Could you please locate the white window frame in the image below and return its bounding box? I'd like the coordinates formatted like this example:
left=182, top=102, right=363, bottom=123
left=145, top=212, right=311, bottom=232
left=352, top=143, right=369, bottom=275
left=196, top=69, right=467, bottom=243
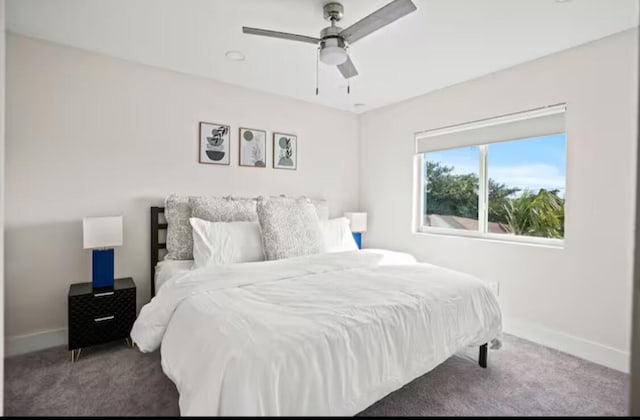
left=413, top=105, right=566, bottom=248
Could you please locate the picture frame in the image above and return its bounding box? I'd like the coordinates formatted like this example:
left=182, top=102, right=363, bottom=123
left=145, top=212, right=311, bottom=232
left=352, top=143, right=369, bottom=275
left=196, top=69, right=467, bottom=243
left=273, top=132, right=297, bottom=170
left=199, top=122, right=231, bottom=165
left=239, top=127, right=267, bottom=168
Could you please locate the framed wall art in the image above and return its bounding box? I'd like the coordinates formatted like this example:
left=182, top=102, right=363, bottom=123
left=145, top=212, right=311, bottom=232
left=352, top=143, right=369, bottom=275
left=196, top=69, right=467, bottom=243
left=273, top=132, right=297, bottom=170
left=239, top=127, right=267, bottom=167
left=199, top=122, right=230, bottom=165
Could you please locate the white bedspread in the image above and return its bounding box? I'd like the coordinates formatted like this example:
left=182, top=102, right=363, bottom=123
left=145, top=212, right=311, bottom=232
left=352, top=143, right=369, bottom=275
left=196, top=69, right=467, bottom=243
left=131, top=250, right=502, bottom=416
left=155, top=259, right=193, bottom=293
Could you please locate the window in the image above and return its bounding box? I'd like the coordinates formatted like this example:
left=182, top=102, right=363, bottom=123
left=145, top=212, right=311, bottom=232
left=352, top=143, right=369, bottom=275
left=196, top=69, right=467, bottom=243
left=424, top=146, right=480, bottom=231
left=416, top=105, right=566, bottom=243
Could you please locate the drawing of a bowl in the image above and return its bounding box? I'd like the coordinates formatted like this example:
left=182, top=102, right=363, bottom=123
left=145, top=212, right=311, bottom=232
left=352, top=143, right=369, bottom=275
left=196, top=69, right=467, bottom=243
left=207, top=136, right=224, bottom=146
left=206, top=144, right=225, bottom=161
left=278, top=157, right=293, bottom=167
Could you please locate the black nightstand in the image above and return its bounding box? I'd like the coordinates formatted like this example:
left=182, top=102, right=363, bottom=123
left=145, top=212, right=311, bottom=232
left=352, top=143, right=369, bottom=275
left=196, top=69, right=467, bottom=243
left=68, top=277, right=136, bottom=362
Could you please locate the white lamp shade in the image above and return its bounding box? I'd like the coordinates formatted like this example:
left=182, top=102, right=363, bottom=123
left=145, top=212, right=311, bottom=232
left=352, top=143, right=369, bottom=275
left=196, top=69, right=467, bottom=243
left=344, top=212, right=367, bottom=232
left=83, top=216, right=123, bottom=249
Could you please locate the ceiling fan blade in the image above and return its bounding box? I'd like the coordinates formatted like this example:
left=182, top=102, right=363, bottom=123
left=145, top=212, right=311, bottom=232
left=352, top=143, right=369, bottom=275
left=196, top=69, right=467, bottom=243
left=242, top=27, right=321, bottom=45
left=339, top=0, right=417, bottom=44
left=337, top=56, right=359, bottom=79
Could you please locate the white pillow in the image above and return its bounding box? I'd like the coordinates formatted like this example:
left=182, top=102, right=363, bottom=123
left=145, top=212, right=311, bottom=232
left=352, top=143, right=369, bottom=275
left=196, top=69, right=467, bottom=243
left=190, top=218, right=265, bottom=269
left=320, top=217, right=359, bottom=253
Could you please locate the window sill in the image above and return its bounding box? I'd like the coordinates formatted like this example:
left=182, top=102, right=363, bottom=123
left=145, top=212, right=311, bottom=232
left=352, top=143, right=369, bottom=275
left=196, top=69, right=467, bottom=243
left=414, top=226, right=565, bottom=249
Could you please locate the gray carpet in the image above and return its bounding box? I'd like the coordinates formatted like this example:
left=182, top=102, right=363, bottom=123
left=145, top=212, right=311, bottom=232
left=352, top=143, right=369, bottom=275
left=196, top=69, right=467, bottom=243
left=4, top=334, right=628, bottom=416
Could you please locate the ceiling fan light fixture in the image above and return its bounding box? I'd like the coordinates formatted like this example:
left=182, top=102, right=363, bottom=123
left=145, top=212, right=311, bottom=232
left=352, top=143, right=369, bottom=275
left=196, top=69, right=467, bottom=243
left=242, top=0, right=418, bottom=80
left=319, top=45, right=348, bottom=65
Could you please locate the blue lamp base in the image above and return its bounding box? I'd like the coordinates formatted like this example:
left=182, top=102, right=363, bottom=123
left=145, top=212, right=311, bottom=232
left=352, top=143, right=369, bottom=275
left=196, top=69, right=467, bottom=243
left=92, top=249, right=115, bottom=289
left=352, top=232, right=362, bottom=249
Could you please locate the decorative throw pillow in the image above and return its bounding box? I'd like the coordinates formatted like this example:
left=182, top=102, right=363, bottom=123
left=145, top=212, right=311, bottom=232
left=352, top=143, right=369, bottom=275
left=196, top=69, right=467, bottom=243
left=269, top=195, right=330, bottom=220
left=190, top=218, right=264, bottom=269
left=257, top=196, right=326, bottom=260
left=319, top=217, right=359, bottom=253
left=165, top=194, right=193, bottom=260
left=190, top=196, right=257, bottom=223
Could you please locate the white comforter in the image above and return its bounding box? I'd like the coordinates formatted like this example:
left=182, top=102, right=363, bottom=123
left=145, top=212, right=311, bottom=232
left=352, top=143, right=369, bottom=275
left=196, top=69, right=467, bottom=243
left=131, top=250, right=502, bottom=416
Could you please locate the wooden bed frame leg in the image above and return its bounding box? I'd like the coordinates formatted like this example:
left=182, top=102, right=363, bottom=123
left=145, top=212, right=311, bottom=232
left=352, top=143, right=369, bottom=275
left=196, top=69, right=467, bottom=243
left=479, top=343, right=488, bottom=368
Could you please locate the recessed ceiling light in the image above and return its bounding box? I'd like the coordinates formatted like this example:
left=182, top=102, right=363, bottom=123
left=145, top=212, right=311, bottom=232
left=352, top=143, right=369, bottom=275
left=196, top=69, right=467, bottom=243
left=225, top=50, right=246, bottom=61
left=555, top=0, right=571, bottom=3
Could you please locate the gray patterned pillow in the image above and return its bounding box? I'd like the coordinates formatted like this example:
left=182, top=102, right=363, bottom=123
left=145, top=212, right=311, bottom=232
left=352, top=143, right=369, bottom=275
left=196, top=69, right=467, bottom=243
left=257, top=196, right=325, bottom=260
left=165, top=194, right=193, bottom=260
left=270, top=195, right=329, bottom=220
left=190, top=196, right=258, bottom=223
left=165, top=195, right=259, bottom=260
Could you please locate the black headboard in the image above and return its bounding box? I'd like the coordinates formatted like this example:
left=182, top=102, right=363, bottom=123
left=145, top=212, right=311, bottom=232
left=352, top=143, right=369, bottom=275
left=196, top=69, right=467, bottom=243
left=150, top=207, right=167, bottom=298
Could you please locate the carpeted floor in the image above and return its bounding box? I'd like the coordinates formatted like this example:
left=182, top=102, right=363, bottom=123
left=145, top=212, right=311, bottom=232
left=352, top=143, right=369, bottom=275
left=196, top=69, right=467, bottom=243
left=4, top=334, right=628, bottom=416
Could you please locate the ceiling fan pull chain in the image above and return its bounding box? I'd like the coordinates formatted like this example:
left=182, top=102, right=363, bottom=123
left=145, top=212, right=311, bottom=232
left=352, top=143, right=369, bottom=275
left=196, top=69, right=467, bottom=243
left=316, top=46, right=320, bottom=95
left=346, top=45, right=351, bottom=94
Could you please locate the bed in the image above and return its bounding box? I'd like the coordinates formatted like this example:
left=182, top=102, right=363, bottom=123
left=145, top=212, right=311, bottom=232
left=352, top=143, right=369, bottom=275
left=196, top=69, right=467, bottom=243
left=132, top=206, right=502, bottom=416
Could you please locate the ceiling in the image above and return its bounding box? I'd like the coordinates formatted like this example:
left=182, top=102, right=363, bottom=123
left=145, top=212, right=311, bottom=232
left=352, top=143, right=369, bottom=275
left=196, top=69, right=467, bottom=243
left=6, top=0, right=639, bottom=113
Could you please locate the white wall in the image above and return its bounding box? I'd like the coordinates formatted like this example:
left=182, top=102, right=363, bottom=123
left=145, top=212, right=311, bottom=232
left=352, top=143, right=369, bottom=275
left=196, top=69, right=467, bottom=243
left=0, top=0, right=6, bottom=412
left=4, top=34, right=359, bottom=347
left=359, top=29, right=638, bottom=372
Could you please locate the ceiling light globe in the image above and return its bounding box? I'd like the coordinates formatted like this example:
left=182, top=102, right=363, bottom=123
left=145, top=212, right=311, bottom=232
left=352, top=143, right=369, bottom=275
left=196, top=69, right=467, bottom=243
left=320, top=46, right=347, bottom=65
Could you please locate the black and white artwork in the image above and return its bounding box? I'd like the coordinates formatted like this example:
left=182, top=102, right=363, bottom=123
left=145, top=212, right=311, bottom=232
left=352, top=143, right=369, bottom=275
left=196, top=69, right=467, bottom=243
left=239, top=128, right=267, bottom=167
left=199, top=122, right=230, bottom=165
left=273, top=132, right=297, bottom=170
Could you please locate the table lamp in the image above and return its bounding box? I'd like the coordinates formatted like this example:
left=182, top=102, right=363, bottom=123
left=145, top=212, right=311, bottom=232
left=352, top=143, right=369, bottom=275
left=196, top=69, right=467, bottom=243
left=83, top=216, right=123, bottom=289
left=344, top=212, right=367, bottom=249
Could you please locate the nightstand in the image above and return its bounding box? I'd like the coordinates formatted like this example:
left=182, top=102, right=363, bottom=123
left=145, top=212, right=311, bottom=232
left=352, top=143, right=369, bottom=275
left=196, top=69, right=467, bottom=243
left=68, top=277, right=136, bottom=362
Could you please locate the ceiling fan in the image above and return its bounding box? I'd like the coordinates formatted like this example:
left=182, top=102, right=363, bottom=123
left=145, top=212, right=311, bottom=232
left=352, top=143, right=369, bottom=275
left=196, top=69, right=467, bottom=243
left=242, top=0, right=417, bottom=91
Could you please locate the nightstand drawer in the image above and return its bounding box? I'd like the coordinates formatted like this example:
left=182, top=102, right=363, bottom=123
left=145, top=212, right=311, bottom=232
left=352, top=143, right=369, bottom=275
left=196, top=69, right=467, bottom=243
left=69, top=288, right=135, bottom=320
left=68, top=313, right=133, bottom=349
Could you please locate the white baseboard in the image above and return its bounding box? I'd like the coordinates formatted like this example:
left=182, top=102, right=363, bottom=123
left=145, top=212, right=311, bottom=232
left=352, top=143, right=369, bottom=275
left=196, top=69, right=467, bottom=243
left=5, top=328, right=67, bottom=357
left=503, top=317, right=630, bottom=373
